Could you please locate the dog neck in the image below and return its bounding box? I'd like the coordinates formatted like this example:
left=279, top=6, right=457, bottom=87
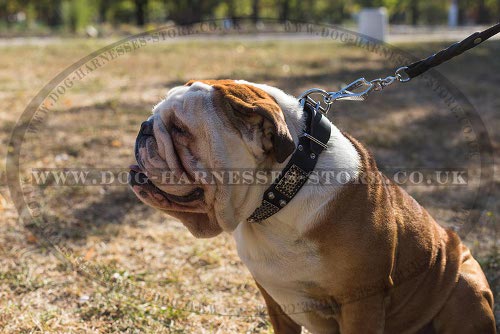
left=233, top=90, right=361, bottom=247
left=267, top=109, right=361, bottom=231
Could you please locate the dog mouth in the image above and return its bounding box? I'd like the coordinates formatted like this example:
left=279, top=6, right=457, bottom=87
left=130, top=118, right=204, bottom=205
left=129, top=164, right=204, bottom=204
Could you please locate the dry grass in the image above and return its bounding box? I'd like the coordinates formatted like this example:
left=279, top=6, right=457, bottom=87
left=0, top=36, right=499, bottom=333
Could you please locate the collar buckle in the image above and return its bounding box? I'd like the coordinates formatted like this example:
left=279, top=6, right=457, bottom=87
left=302, top=133, right=328, bottom=150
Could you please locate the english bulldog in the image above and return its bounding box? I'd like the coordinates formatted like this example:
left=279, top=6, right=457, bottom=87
left=129, top=79, right=496, bottom=333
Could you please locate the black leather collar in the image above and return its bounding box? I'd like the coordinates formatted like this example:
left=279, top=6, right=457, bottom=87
left=247, top=100, right=332, bottom=223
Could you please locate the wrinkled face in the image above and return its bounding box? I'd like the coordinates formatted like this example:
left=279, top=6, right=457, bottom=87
left=129, top=80, right=297, bottom=238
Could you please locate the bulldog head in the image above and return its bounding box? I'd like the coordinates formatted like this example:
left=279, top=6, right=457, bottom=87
left=129, top=80, right=301, bottom=237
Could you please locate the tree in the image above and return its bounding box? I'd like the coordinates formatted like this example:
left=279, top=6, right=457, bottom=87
left=252, top=0, right=259, bottom=23
left=135, top=0, right=148, bottom=26
left=279, top=0, right=289, bottom=22
left=476, top=0, right=490, bottom=23
left=165, top=0, right=220, bottom=25
left=98, top=0, right=109, bottom=23
left=227, top=0, right=236, bottom=20
left=409, top=0, right=419, bottom=25
left=497, top=0, right=500, bottom=17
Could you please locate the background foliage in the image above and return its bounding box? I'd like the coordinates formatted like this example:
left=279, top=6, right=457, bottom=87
left=1, top=0, right=499, bottom=34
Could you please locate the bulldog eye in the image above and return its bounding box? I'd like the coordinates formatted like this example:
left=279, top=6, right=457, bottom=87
left=170, top=122, right=187, bottom=136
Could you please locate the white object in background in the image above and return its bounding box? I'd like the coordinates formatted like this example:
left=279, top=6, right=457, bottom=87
left=358, top=7, right=388, bottom=42
left=448, top=0, right=459, bottom=27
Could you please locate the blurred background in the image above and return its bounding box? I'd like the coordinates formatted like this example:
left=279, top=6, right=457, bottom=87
left=0, top=1, right=498, bottom=333
left=0, top=0, right=499, bottom=36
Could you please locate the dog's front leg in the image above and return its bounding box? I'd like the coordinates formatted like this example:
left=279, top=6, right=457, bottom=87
left=337, top=293, right=386, bottom=334
left=256, top=282, right=302, bottom=334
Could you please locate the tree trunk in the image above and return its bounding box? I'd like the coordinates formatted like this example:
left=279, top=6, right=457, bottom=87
left=457, top=0, right=465, bottom=25
left=476, top=0, right=490, bottom=24
left=228, top=0, right=236, bottom=20
left=135, top=0, right=148, bottom=26
left=252, top=0, right=259, bottom=24
left=0, top=2, right=7, bottom=27
left=163, top=0, right=169, bottom=22
left=410, top=0, right=419, bottom=26
left=280, top=0, right=290, bottom=22
left=99, top=0, right=108, bottom=24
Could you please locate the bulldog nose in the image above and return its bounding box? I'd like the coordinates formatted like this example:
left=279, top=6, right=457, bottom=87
left=140, top=119, right=154, bottom=136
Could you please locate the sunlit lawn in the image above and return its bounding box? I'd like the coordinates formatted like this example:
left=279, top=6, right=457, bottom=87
left=0, top=36, right=498, bottom=332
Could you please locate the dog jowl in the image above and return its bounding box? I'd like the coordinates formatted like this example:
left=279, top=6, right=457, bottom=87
left=129, top=79, right=496, bottom=334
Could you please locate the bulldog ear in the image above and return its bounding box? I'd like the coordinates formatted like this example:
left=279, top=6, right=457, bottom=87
left=210, top=82, right=295, bottom=163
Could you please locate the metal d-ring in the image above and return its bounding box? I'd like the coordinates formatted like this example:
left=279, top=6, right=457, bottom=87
left=298, top=88, right=332, bottom=114
left=297, top=88, right=329, bottom=101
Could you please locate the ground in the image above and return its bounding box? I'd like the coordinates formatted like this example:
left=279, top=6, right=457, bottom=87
left=0, top=36, right=498, bottom=333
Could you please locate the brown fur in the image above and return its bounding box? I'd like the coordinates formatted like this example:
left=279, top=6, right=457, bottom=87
left=186, top=80, right=295, bottom=162
left=133, top=79, right=495, bottom=332
left=256, top=282, right=302, bottom=334
left=259, top=134, right=495, bottom=333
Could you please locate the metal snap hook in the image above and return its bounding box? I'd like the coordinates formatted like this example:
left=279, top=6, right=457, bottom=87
left=395, top=66, right=411, bottom=82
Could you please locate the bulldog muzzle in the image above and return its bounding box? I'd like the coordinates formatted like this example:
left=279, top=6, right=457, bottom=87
left=129, top=118, right=204, bottom=203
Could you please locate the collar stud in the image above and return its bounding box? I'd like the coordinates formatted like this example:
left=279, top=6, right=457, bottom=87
left=247, top=101, right=332, bottom=223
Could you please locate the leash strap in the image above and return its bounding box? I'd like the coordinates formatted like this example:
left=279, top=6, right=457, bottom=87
left=298, top=23, right=500, bottom=112
left=248, top=24, right=499, bottom=223
left=247, top=101, right=331, bottom=223
left=403, top=23, right=500, bottom=79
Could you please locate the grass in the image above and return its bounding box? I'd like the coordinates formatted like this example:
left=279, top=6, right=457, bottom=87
left=0, top=36, right=499, bottom=332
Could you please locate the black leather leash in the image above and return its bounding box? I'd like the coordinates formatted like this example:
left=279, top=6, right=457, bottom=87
left=403, top=23, right=500, bottom=80
left=298, top=23, right=500, bottom=111
left=247, top=100, right=331, bottom=223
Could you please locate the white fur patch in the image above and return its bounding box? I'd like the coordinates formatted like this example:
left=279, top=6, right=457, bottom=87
left=152, top=80, right=361, bottom=332
left=232, top=82, right=361, bottom=332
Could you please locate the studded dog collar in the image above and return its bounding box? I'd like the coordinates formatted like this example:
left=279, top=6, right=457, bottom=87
left=247, top=100, right=332, bottom=223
